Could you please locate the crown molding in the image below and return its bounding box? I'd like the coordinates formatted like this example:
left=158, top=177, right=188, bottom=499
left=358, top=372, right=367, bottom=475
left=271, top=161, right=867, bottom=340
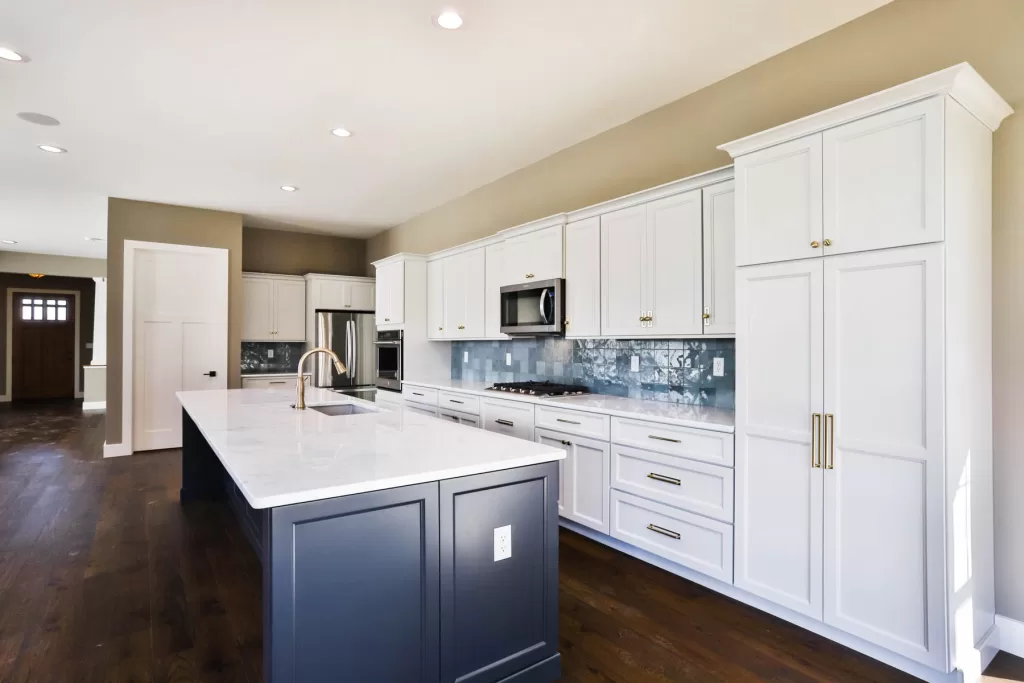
left=370, top=252, right=426, bottom=268
left=496, top=213, right=567, bottom=239
left=566, top=166, right=734, bottom=223
left=302, top=273, right=376, bottom=283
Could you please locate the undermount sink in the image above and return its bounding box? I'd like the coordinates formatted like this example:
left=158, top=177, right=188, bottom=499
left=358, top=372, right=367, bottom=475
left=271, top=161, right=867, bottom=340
left=304, top=403, right=377, bottom=416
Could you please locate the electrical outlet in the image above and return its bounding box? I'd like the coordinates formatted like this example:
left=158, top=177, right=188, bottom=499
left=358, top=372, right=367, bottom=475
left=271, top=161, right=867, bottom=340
left=630, top=355, right=640, bottom=372
left=506, top=352, right=512, bottom=367
left=712, top=357, right=725, bottom=377
left=494, top=525, right=512, bottom=562
left=267, top=349, right=275, bottom=359
left=464, top=351, right=469, bottom=363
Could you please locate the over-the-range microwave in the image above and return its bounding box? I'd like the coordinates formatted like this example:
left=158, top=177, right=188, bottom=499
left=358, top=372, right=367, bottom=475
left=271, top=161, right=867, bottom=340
left=499, top=278, right=564, bottom=336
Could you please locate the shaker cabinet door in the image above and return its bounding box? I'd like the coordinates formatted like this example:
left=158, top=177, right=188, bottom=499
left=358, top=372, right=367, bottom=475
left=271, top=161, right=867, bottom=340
left=242, top=276, right=275, bottom=341
left=702, top=180, right=736, bottom=335
left=273, top=279, right=307, bottom=342
left=646, top=189, right=703, bottom=336
left=564, top=217, right=601, bottom=338
left=600, top=205, right=647, bottom=337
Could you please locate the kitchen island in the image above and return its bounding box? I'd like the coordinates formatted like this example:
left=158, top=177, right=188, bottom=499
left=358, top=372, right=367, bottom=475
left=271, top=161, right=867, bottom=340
left=177, top=387, right=564, bottom=683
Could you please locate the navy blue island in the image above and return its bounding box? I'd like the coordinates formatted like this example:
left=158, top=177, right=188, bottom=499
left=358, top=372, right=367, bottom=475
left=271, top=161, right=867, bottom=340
left=177, top=387, right=564, bottom=683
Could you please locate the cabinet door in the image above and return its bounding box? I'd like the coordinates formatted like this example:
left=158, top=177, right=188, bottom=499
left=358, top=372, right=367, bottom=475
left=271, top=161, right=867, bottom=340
left=484, top=243, right=508, bottom=339
left=734, top=259, right=824, bottom=620
left=242, top=276, right=275, bottom=341
left=374, top=265, right=390, bottom=325
left=822, top=245, right=945, bottom=668
left=481, top=398, right=535, bottom=441
left=462, top=247, right=486, bottom=338
left=600, top=205, right=646, bottom=337
left=273, top=279, right=307, bottom=342
left=564, top=217, right=601, bottom=338
left=504, top=225, right=563, bottom=285
left=823, top=98, right=943, bottom=256
left=735, top=135, right=823, bottom=266
left=565, top=433, right=610, bottom=534
left=535, top=429, right=572, bottom=516
left=443, top=253, right=467, bottom=338
left=318, top=279, right=350, bottom=310
left=349, top=281, right=375, bottom=312
left=646, top=189, right=703, bottom=336
left=427, top=259, right=446, bottom=339
left=702, top=180, right=736, bottom=335
left=386, top=263, right=405, bottom=324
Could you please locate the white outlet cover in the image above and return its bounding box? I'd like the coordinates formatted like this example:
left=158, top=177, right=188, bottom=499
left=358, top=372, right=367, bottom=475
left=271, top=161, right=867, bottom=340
left=494, top=525, right=512, bottom=562
left=630, top=355, right=640, bottom=372
left=464, top=351, right=469, bottom=363
left=506, top=352, right=512, bottom=366
left=267, top=349, right=275, bottom=359
left=713, top=357, right=725, bottom=377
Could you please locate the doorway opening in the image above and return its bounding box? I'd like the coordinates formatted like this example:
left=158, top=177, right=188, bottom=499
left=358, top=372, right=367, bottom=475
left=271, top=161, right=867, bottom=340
left=12, top=293, right=77, bottom=401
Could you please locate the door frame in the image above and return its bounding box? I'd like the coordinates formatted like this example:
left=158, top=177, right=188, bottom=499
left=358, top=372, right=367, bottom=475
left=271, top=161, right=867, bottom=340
left=3, top=287, right=82, bottom=402
left=118, top=240, right=229, bottom=457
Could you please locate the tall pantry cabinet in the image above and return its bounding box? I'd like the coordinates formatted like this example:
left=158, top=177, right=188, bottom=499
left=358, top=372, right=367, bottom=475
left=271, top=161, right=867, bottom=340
left=721, top=64, right=1011, bottom=681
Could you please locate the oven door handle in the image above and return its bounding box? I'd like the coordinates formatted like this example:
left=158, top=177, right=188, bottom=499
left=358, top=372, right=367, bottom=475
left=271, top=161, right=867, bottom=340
left=372, top=341, right=402, bottom=346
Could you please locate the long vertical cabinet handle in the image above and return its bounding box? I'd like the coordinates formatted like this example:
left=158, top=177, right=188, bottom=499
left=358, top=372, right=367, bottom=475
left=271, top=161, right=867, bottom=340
left=811, top=413, right=822, bottom=468
left=824, top=414, right=835, bottom=469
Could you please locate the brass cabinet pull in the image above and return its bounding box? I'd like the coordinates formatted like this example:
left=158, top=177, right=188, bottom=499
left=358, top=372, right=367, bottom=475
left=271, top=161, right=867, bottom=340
left=648, top=434, right=681, bottom=444
left=825, top=414, right=835, bottom=469
left=646, top=523, right=681, bottom=540
left=823, top=238, right=833, bottom=247
left=564, top=319, right=570, bottom=327
left=458, top=325, right=465, bottom=330
left=556, top=418, right=580, bottom=425
left=811, top=413, right=822, bottom=468
left=647, top=472, right=681, bottom=486
left=525, top=273, right=535, bottom=279
left=495, top=419, right=514, bottom=427
left=437, top=327, right=443, bottom=331
left=810, top=241, right=820, bottom=248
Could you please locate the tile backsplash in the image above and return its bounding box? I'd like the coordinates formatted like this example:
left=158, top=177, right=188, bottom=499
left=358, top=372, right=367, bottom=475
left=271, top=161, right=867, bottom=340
left=451, top=338, right=735, bottom=410
left=241, top=342, right=307, bottom=374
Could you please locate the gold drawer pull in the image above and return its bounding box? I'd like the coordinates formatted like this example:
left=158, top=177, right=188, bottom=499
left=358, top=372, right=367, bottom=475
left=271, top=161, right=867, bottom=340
left=648, top=434, right=681, bottom=444
left=458, top=325, right=465, bottom=330
left=825, top=413, right=835, bottom=469
left=811, top=413, right=822, bottom=468
left=647, top=472, right=681, bottom=486
left=646, top=523, right=680, bottom=540
left=525, top=273, right=535, bottom=279
left=556, top=418, right=580, bottom=425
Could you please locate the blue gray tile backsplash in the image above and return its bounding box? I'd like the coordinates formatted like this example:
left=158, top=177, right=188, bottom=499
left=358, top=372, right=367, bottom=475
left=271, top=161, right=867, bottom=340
left=451, top=338, right=735, bottom=410
left=241, top=342, right=307, bottom=374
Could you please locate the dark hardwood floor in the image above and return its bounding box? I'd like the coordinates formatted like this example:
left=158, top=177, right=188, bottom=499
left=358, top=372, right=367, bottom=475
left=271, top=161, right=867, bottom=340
left=1, top=401, right=1021, bottom=683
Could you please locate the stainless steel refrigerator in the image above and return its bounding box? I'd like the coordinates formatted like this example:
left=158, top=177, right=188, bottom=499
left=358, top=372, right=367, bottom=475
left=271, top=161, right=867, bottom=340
left=313, top=311, right=376, bottom=392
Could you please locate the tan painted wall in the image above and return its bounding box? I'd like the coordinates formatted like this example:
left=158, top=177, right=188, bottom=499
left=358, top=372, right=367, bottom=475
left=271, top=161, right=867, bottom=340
left=367, top=0, right=1024, bottom=620
left=106, top=198, right=243, bottom=446
left=242, top=226, right=366, bottom=277
left=0, top=252, right=106, bottom=278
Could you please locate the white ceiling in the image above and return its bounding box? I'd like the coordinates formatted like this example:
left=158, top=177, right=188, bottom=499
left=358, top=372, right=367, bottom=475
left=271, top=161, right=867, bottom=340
left=0, top=0, right=891, bottom=251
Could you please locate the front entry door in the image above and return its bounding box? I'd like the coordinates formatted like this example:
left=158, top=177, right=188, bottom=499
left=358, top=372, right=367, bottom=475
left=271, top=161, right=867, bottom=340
left=12, top=294, right=75, bottom=400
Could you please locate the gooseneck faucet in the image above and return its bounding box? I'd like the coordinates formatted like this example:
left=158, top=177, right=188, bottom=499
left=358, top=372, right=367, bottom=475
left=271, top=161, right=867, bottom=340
left=295, top=347, right=347, bottom=410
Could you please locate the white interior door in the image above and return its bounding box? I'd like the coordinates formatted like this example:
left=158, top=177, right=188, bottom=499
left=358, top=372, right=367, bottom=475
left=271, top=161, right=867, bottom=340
left=564, top=217, right=601, bottom=338
left=822, top=245, right=946, bottom=668
left=734, top=258, right=824, bottom=619
left=600, top=205, right=646, bottom=336
left=133, top=246, right=228, bottom=452
left=702, top=180, right=736, bottom=335
left=646, top=189, right=703, bottom=336
left=241, top=276, right=273, bottom=341
left=273, top=279, right=306, bottom=341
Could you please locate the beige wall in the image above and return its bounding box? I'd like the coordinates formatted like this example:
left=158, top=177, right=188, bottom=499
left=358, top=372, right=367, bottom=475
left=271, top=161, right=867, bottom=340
left=0, top=252, right=106, bottom=278
left=106, top=198, right=243, bottom=446
left=242, top=226, right=366, bottom=277
left=367, top=0, right=1024, bottom=621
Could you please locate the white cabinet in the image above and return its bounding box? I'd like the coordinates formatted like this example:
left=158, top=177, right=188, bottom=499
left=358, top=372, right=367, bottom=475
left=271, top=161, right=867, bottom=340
left=315, top=277, right=375, bottom=311
left=439, top=409, right=480, bottom=428
left=701, top=180, right=736, bottom=335
left=481, top=396, right=535, bottom=441
left=241, top=374, right=308, bottom=391
left=406, top=404, right=439, bottom=419
left=426, top=259, right=445, bottom=339
left=484, top=242, right=507, bottom=339
left=564, top=217, right=601, bottom=338
left=503, top=224, right=563, bottom=285
left=429, top=247, right=486, bottom=340
left=242, top=274, right=306, bottom=342
left=536, top=428, right=610, bottom=534
left=375, top=389, right=404, bottom=410
left=600, top=205, right=646, bottom=337
left=374, top=260, right=405, bottom=326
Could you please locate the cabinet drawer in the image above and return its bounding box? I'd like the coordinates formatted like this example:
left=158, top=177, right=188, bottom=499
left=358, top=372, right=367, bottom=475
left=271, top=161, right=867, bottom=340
left=242, top=376, right=303, bottom=392
left=439, top=409, right=480, bottom=428
left=535, top=404, right=609, bottom=440
left=405, top=404, right=439, bottom=419
left=612, top=445, right=734, bottom=523
left=403, top=385, right=439, bottom=407
left=481, top=397, right=535, bottom=441
left=611, top=417, right=734, bottom=467
left=610, top=489, right=733, bottom=584
left=438, top=391, right=480, bottom=416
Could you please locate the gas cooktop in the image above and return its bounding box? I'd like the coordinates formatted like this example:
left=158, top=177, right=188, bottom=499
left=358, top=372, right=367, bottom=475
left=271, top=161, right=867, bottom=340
left=487, top=381, right=589, bottom=397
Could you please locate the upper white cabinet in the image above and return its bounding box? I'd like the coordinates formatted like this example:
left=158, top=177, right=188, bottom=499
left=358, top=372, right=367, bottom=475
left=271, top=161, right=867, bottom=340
left=484, top=242, right=508, bottom=339
left=564, top=217, right=601, bottom=338
left=242, top=274, right=306, bottom=342
left=374, top=260, right=405, bottom=326
left=427, top=259, right=445, bottom=339
left=427, top=246, right=486, bottom=340
left=503, top=224, right=563, bottom=285
left=702, top=180, right=736, bottom=335
left=304, top=274, right=376, bottom=344
left=600, top=205, right=646, bottom=337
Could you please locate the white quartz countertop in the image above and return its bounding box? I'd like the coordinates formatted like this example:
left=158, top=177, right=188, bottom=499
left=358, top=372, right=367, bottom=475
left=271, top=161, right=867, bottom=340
left=403, top=379, right=735, bottom=434
left=177, top=388, right=564, bottom=509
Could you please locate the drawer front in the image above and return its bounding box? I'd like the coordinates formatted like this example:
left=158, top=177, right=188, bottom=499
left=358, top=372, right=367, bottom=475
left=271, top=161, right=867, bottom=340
left=406, top=404, right=439, bottom=419
left=611, top=417, right=734, bottom=467
left=610, top=490, right=733, bottom=584
left=612, top=445, right=734, bottom=523
left=439, top=410, right=480, bottom=428
left=481, top=397, right=535, bottom=441
left=438, top=391, right=481, bottom=416
left=242, top=376, right=297, bottom=392
left=535, top=404, right=610, bottom=440
left=403, top=385, right=439, bottom=407
left=375, top=390, right=404, bottom=408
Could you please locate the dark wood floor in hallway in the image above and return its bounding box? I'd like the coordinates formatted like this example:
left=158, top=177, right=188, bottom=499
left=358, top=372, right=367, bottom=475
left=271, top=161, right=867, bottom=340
left=1, top=401, right=1021, bottom=683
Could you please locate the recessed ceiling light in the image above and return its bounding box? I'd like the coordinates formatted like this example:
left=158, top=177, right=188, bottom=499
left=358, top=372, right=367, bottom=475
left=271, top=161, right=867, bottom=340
left=0, top=47, right=25, bottom=62
left=331, top=128, right=352, bottom=138
left=18, top=112, right=60, bottom=127
left=38, top=144, right=66, bottom=154
left=1, top=240, right=17, bottom=244
left=436, top=10, right=463, bottom=29
left=280, top=185, right=298, bottom=192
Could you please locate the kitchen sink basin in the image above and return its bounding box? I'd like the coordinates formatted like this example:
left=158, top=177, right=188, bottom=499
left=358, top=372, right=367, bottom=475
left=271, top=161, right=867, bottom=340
left=306, top=403, right=377, bottom=416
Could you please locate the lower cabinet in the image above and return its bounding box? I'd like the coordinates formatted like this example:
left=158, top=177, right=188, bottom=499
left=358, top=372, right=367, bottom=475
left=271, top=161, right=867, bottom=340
left=439, top=409, right=480, bottom=427
left=536, top=428, right=610, bottom=534
left=481, top=396, right=535, bottom=441
left=407, top=404, right=440, bottom=419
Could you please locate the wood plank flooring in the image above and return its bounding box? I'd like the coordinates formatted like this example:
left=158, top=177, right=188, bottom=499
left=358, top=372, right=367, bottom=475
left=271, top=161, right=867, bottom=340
left=1, top=401, right=1021, bottom=683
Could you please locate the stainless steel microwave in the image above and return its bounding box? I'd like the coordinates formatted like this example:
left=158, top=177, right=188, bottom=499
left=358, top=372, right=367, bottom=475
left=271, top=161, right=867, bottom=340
left=499, top=278, right=564, bottom=336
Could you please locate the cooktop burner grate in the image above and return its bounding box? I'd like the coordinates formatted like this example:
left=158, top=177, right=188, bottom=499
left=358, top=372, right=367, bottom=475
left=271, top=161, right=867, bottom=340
left=487, top=381, right=589, bottom=397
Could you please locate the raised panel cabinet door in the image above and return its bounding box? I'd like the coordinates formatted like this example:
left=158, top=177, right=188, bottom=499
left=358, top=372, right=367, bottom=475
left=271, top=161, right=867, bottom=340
left=823, top=98, right=944, bottom=255
left=427, top=259, right=446, bottom=339
left=443, top=253, right=467, bottom=338
left=564, top=217, right=601, bottom=338
left=734, top=259, right=824, bottom=620
left=386, top=262, right=405, bottom=324
left=242, top=276, right=275, bottom=340
left=535, top=429, right=572, bottom=516
left=484, top=243, right=508, bottom=339
left=822, top=245, right=946, bottom=669
left=374, top=264, right=390, bottom=324
left=702, top=180, right=736, bottom=335
left=349, top=280, right=376, bottom=311
left=735, top=134, right=823, bottom=266
left=600, top=205, right=646, bottom=337
left=646, top=189, right=703, bottom=336
left=272, top=279, right=307, bottom=342
left=463, top=247, right=486, bottom=337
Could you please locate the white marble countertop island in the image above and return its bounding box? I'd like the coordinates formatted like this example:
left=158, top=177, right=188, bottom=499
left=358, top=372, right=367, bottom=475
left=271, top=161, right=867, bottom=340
left=177, top=387, right=565, bottom=509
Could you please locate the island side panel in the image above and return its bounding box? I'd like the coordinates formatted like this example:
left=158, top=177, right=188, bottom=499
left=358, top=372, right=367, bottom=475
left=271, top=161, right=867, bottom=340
left=264, top=482, right=441, bottom=683
left=180, top=407, right=227, bottom=502
left=440, top=461, right=561, bottom=683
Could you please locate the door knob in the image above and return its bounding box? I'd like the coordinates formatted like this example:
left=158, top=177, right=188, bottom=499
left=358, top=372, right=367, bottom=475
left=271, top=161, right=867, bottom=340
left=203, top=371, right=217, bottom=377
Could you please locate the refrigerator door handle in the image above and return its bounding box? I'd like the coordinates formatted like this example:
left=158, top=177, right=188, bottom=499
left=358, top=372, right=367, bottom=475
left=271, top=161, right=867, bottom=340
left=347, top=320, right=355, bottom=378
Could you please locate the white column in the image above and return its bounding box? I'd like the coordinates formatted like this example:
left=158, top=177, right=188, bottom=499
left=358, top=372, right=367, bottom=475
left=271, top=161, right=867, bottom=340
left=91, top=276, right=107, bottom=365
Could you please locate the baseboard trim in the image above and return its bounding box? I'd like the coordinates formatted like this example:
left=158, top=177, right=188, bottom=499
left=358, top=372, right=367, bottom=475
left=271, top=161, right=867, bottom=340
left=996, top=615, right=1024, bottom=659
left=103, top=441, right=132, bottom=458
left=82, top=400, right=106, bottom=411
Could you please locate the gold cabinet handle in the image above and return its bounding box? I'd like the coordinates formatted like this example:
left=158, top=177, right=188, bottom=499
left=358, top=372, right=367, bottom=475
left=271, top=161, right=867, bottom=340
left=437, top=327, right=443, bottom=331
left=458, top=324, right=465, bottom=330
left=525, top=273, right=535, bottom=279
left=825, top=414, right=835, bottom=469
left=823, top=238, right=833, bottom=247
left=810, top=241, right=820, bottom=248
left=646, top=523, right=681, bottom=540
left=647, top=472, right=681, bottom=486
left=811, top=413, right=822, bottom=468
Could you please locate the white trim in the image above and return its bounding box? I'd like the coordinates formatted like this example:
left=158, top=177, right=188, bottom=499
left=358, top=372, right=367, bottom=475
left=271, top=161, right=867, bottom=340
left=5, top=287, right=81, bottom=401
left=241, top=271, right=306, bottom=281
left=566, top=166, right=735, bottom=222
left=301, top=273, right=376, bottom=283
left=120, top=239, right=231, bottom=456
left=370, top=253, right=426, bottom=269
left=996, top=615, right=1024, bottom=660
left=427, top=231, right=506, bottom=261
left=495, top=213, right=567, bottom=239
left=719, top=63, right=1013, bottom=158
left=82, top=400, right=106, bottom=411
